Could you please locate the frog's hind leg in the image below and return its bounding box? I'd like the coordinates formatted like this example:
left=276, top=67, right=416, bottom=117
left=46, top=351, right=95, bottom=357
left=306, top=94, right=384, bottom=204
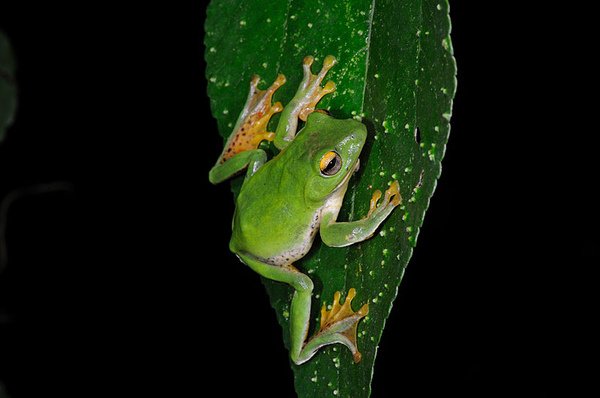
left=237, top=254, right=314, bottom=365
left=218, top=73, right=286, bottom=164
left=238, top=252, right=369, bottom=365
left=298, top=288, right=368, bottom=364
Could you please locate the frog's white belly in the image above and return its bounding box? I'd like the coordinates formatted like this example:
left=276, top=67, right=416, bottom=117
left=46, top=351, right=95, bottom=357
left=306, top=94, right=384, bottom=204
left=263, top=210, right=321, bottom=266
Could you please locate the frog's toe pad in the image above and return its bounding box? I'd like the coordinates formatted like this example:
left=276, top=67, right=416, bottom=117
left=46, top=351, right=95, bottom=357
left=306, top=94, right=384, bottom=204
left=319, top=288, right=369, bottom=363
left=367, top=180, right=402, bottom=218
left=385, top=180, right=402, bottom=206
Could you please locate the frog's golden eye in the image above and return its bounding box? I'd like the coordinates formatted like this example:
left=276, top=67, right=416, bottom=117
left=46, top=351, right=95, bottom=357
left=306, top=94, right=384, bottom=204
left=320, top=151, right=342, bottom=176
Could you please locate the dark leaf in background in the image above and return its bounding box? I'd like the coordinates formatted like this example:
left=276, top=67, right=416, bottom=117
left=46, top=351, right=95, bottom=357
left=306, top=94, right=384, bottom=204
left=0, top=31, right=17, bottom=143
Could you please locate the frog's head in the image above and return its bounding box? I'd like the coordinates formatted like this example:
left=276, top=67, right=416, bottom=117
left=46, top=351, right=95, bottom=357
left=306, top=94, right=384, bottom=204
left=294, top=112, right=367, bottom=202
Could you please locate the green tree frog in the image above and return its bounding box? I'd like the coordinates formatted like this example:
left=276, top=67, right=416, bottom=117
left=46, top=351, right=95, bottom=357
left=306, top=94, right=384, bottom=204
left=209, top=56, right=401, bottom=365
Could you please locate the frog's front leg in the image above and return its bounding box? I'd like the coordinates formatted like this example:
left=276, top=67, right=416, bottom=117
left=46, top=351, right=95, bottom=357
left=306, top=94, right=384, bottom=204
left=209, top=74, right=285, bottom=184
left=274, top=56, right=337, bottom=150
left=320, top=181, right=402, bottom=247
left=208, top=149, right=267, bottom=184
left=238, top=253, right=368, bottom=365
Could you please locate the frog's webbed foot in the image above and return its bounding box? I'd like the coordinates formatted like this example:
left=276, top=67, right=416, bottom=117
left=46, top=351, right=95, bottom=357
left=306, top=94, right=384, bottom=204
left=274, top=55, right=337, bottom=149
left=319, top=288, right=369, bottom=363
left=297, top=55, right=337, bottom=121
left=366, top=180, right=402, bottom=220
left=219, top=73, right=286, bottom=163
left=298, top=288, right=369, bottom=364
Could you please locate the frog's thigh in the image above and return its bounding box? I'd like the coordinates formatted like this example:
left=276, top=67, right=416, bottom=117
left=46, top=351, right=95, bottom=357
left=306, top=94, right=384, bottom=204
left=238, top=253, right=313, bottom=292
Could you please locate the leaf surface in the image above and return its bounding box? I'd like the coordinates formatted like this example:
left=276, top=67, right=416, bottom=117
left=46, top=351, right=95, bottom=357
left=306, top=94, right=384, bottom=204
left=205, top=1, right=456, bottom=396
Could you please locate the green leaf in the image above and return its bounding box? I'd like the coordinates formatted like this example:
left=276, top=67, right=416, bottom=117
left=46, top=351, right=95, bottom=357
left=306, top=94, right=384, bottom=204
left=0, top=31, right=17, bottom=143
left=205, top=0, right=456, bottom=396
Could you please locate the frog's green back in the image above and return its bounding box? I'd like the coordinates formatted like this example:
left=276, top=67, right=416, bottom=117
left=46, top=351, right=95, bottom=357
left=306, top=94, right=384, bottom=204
left=230, top=113, right=366, bottom=263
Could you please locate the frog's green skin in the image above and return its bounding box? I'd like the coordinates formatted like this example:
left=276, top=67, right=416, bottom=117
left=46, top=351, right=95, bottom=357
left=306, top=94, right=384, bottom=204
left=209, top=56, right=401, bottom=365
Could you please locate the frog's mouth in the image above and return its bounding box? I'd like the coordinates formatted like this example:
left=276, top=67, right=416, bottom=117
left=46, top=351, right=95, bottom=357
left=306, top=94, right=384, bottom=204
left=353, top=158, right=360, bottom=173
left=333, top=158, right=360, bottom=193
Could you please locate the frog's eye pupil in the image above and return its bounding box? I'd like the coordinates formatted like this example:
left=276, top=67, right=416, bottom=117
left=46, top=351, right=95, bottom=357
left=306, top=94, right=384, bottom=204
left=320, top=151, right=342, bottom=176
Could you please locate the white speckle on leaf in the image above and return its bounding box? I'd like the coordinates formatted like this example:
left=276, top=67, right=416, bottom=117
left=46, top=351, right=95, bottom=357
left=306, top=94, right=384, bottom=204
left=372, top=297, right=378, bottom=303
left=374, top=73, right=380, bottom=79
left=266, top=18, right=271, bottom=23
left=406, top=226, right=413, bottom=233
left=392, top=173, right=398, bottom=179
left=333, top=390, right=339, bottom=396
left=209, top=47, right=216, bottom=53
left=222, top=109, right=229, bottom=115
left=307, top=22, right=313, bottom=28
left=442, top=37, right=452, bottom=51
left=382, top=248, right=389, bottom=255
left=357, top=30, right=364, bottom=36
left=379, top=171, right=385, bottom=177
left=404, top=123, right=410, bottom=129
left=382, top=120, right=390, bottom=133
left=239, top=20, right=246, bottom=26
left=209, top=76, right=216, bottom=83
left=434, top=125, right=440, bottom=132
left=380, top=260, right=385, bottom=266
left=379, top=230, right=386, bottom=237
left=262, top=62, right=268, bottom=69
left=437, top=3, right=442, bottom=10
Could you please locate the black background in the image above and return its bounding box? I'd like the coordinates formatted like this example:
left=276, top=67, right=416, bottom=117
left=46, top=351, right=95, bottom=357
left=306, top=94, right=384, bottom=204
left=0, top=2, right=598, bottom=397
